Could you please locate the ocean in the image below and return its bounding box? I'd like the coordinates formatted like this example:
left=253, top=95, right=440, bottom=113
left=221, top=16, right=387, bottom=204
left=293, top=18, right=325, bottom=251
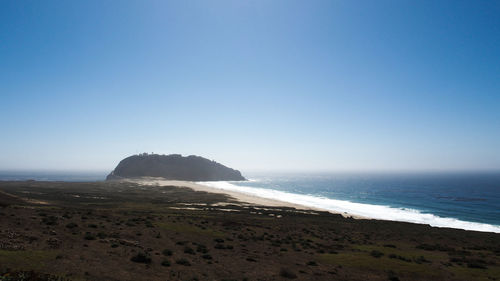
left=199, top=171, right=500, bottom=233
left=1, top=170, right=499, bottom=233
left=0, top=171, right=107, bottom=182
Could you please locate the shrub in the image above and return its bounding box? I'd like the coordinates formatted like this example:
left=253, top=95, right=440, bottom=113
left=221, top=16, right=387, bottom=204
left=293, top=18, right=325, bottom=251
left=280, top=268, right=297, bottom=279
left=416, top=243, right=454, bottom=252
left=467, top=262, right=487, bottom=269
left=176, top=258, right=191, bottom=266
left=88, top=224, right=98, bottom=228
left=214, top=244, right=226, bottom=249
left=184, top=246, right=195, bottom=255
left=196, top=244, right=208, bottom=253
left=84, top=232, right=96, bottom=240
left=162, top=249, right=173, bottom=256
left=42, top=216, right=58, bottom=225
left=202, top=254, right=212, bottom=260
left=306, top=261, right=318, bottom=266
left=0, top=270, right=70, bottom=281
left=414, top=255, right=431, bottom=264
left=389, top=254, right=411, bottom=262
left=387, top=270, right=400, bottom=281
left=66, top=222, right=78, bottom=229
left=161, top=259, right=171, bottom=267
left=131, top=252, right=152, bottom=264
left=370, top=250, right=384, bottom=258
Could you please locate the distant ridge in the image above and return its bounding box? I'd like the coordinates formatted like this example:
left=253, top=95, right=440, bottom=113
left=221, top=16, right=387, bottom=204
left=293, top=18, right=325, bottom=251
left=106, top=153, right=246, bottom=181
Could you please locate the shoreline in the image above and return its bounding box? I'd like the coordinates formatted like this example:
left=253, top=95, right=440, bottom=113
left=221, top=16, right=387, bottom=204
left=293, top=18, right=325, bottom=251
left=3, top=177, right=499, bottom=233
left=1, top=179, right=499, bottom=280
left=125, top=178, right=500, bottom=233
left=126, top=178, right=367, bottom=219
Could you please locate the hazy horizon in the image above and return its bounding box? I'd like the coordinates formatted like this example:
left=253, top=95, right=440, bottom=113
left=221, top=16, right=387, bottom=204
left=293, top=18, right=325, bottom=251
left=1, top=159, right=499, bottom=176
left=1, top=1, right=499, bottom=172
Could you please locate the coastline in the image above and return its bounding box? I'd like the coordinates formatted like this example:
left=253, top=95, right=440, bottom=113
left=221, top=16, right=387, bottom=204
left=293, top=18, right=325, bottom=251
left=1, top=179, right=499, bottom=280
left=126, top=178, right=365, bottom=219
left=125, top=178, right=500, bottom=233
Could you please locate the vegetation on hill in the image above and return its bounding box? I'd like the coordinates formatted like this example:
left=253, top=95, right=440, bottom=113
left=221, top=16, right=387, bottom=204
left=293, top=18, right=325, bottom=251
left=107, top=153, right=246, bottom=181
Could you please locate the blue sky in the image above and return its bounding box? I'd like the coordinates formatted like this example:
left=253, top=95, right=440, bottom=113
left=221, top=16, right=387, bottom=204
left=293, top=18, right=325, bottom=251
left=1, top=0, right=499, bottom=172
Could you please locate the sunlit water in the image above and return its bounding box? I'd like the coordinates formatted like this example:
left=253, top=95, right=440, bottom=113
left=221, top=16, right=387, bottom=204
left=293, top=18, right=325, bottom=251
left=199, top=172, right=500, bottom=233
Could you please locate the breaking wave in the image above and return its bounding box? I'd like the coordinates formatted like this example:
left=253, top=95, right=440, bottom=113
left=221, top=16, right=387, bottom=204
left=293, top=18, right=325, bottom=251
left=197, top=181, right=500, bottom=233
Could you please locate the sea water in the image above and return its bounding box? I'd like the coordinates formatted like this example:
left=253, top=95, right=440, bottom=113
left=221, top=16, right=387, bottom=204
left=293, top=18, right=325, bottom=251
left=0, top=171, right=107, bottom=182
left=199, top=171, right=500, bottom=233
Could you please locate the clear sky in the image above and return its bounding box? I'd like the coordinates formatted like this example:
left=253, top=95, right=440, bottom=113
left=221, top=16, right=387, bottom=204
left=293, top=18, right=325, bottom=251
left=1, top=0, right=499, bottom=172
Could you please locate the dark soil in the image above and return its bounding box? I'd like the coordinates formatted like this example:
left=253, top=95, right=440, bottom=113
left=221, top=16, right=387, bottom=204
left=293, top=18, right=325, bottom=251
left=0, top=180, right=499, bottom=281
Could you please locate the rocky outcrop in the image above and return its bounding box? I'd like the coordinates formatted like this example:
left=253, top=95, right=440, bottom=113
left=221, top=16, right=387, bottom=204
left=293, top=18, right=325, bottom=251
left=106, top=154, right=246, bottom=181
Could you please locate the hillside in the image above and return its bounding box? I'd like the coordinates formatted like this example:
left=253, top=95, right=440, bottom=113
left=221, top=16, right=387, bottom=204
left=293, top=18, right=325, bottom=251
left=106, top=154, right=246, bottom=181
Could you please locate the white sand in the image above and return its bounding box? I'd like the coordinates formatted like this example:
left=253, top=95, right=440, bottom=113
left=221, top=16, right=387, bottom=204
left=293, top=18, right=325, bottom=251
left=125, top=178, right=363, bottom=218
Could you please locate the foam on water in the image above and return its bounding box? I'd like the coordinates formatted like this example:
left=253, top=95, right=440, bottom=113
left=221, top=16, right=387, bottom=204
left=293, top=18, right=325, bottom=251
left=198, top=181, right=500, bottom=233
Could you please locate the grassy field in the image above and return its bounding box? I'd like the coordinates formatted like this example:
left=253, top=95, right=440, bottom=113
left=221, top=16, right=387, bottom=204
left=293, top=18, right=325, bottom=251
left=0, top=180, right=499, bottom=281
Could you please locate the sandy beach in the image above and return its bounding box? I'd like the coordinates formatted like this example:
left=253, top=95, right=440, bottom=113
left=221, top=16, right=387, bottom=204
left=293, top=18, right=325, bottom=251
left=126, top=178, right=363, bottom=218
